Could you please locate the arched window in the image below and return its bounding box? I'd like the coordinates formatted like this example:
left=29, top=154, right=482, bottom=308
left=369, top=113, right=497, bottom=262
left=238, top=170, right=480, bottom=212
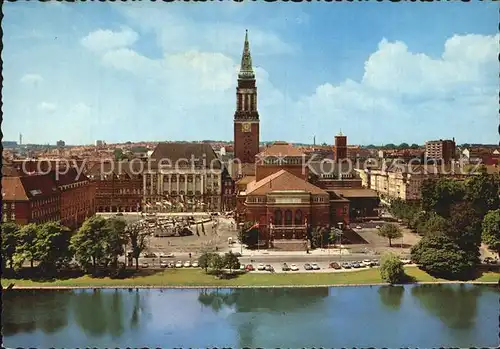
left=294, top=209, right=303, bottom=225
left=274, top=209, right=283, bottom=225
left=284, top=209, right=293, bottom=225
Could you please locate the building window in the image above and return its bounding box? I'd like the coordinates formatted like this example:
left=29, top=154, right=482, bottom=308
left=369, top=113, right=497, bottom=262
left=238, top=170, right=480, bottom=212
left=274, top=209, right=283, bottom=225
left=284, top=209, right=292, bottom=226
left=294, top=210, right=303, bottom=225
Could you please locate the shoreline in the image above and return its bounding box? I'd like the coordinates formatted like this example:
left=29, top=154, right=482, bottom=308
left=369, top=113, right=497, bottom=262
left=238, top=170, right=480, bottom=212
left=5, top=281, right=498, bottom=290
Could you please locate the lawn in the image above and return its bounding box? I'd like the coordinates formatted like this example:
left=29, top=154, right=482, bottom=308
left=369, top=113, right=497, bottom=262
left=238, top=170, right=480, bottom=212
left=2, top=267, right=499, bottom=288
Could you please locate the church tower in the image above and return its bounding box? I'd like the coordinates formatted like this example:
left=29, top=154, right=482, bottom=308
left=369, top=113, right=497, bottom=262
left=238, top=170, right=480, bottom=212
left=234, top=30, right=260, bottom=164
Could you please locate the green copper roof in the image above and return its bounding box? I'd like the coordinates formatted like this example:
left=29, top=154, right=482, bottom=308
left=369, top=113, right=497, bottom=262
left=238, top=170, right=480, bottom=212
left=239, top=30, right=255, bottom=80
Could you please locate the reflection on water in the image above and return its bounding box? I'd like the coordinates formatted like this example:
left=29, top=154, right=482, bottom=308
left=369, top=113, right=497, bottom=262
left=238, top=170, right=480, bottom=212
left=378, top=285, right=405, bottom=311
left=2, top=285, right=498, bottom=348
left=411, top=284, right=483, bottom=329
left=3, top=290, right=72, bottom=336
left=198, top=287, right=329, bottom=313
left=3, top=288, right=150, bottom=339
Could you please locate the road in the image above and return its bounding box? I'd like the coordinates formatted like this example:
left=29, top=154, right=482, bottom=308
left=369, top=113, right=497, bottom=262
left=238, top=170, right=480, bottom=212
left=239, top=253, right=411, bottom=264
left=130, top=253, right=411, bottom=265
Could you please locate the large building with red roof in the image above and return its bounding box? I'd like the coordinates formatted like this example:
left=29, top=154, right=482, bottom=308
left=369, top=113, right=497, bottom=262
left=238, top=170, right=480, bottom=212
left=2, top=174, right=61, bottom=225
left=2, top=167, right=95, bottom=228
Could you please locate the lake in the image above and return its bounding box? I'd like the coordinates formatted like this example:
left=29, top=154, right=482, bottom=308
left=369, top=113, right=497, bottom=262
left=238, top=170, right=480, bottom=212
left=2, top=284, right=499, bottom=348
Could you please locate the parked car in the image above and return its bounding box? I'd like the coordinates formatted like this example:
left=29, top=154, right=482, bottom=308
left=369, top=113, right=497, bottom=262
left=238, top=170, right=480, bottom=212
left=144, top=252, right=157, bottom=258
left=304, top=263, right=313, bottom=271
left=355, top=226, right=362, bottom=229
left=342, top=262, right=351, bottom=269
left=290, top=264, right=299, bottom=271
left=264, top=264, right=273, bottom=272
left=183, top=261, right=192, bottom=268
left=175, top=261, right=183, bottom=268
left=311, top=263, right=320, bottom=270
left=371, top=259, right=380, bottom=266
left=352, top=262, right=361, bottom=268
left=245, top=264, right=255, bottom=271
left=166, top=253, right=175, bottom=258
left=192, top=261, right=199, bottom=268
left=362, top=259, right=372, bottom=267
left=282, top=263, right=291, bottom=271
left=140, top=262, right=149, bottom=268
left=240, top=264, right=246, bottom=270
left=375, top=225, right=381, bottom=229
left=329, top=262, right=341, bottom=269
left=257, top=264, right=265, bottom=271
left=401, top=259, right=411, bottom=265
left=160, top=262, right=168, bottom=268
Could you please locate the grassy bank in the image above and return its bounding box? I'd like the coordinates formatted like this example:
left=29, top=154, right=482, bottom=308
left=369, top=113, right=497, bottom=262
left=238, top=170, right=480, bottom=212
left=2, top=267, right=499, bottom=288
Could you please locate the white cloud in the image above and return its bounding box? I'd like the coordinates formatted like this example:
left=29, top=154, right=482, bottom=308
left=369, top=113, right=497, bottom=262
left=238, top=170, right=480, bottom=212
left=361, top=34, right=498, bottom=97
left=81, top=27, right=138, bottom=52
left=20, top=73, right=43, bottom=86
left=2, top=5, right=497, bottom=145
left=118, top=7, right=294, bottom=57
left=37, top=102, right=57, bottom=113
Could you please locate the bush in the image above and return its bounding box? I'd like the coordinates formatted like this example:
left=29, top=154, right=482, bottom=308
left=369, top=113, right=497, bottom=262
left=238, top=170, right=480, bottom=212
left=379, top=252, right=405, bottom=284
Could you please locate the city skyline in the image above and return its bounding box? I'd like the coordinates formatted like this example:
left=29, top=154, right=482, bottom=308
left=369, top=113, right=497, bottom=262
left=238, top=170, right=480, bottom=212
left=3, top=2, right=498, bottom=145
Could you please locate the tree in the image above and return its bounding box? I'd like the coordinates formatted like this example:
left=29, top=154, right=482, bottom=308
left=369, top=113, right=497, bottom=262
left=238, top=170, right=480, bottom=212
left=125, top=222, right=149, bottom=270
left=448, top=202, right=482, bottom=265
left=410, top=234, right=472, bottom=279
left=422, top=213, right=450, bottom=236
left=482, top=209, right=500, bottom=258
left=311, top=227, right=327, bottom=249
left=71, top=216, right=110, bottom=273
left=209, top=254, right=225, bottom=275
left=377, top=223, right=403, bottom=247
left=104, top=217, right=127, bottom=269
left=36, top=222, right=73, bottom=273
left=410, top=143, right=420, bottom=149
left=465, top=172, right=500, bottom=216
left=15, top=223, right=40, bottom=268
left=223, top=251, right=240, bottom=273
left=1, top=222, right=19, bottom=269
left=379, top=252, right=405, bottom=284
left=421, top=178, right=465, bottom=218
left=241, top=222, right=259, bottom=247
left=198, top=252, right=216, bottom=273
left=329, top=228, right=341, bottom=248
left=398, top=143, right=409, bottom=149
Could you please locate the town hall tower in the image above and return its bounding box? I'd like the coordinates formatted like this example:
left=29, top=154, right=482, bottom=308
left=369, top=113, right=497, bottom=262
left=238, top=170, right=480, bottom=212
left=234, top=30, right=260, bottom=164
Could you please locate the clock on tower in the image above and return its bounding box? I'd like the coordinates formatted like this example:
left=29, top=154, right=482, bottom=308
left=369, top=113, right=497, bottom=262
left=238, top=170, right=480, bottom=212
left=242, top=122, right=251, bottom=132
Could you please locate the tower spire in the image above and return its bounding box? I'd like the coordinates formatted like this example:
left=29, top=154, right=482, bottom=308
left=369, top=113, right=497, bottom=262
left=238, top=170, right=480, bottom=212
left=239, top=29, right=255, bottom=80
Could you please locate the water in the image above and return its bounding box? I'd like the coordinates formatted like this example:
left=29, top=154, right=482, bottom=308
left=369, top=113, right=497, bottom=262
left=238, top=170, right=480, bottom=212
left=2, top=284, right=499, bottom=348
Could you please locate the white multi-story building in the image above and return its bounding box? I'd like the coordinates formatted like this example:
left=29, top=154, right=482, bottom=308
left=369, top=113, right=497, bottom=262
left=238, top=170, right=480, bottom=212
left=366, top=163, right=473, bottom=202
left=143, top=142, right=222, bottom=211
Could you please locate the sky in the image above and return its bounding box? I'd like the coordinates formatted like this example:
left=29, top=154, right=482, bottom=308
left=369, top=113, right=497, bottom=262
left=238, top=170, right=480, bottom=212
left=2, top=1, right=498, bottom=146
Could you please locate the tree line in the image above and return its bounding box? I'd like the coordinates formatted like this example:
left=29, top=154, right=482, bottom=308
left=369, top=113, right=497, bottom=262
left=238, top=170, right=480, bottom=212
left=387, top=170, right=500, bottom=279
left=1, top=216, right=149, bottom=277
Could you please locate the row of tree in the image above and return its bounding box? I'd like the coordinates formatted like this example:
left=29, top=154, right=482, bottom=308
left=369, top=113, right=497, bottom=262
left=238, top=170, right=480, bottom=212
left=198, top=251, right=240, bottom=275
left=388, top=171, right=500, bottom=279
left=1, top=216, right=149, bottom=276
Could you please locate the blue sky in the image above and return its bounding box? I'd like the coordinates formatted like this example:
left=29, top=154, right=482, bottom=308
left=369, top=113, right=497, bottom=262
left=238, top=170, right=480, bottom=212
left=2, top=1, right=498, bottom=146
